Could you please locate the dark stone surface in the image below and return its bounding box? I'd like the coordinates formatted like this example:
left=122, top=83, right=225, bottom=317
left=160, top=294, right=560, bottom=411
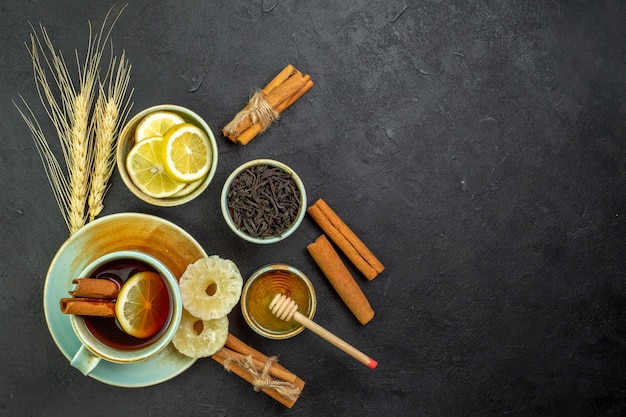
left=1, top=1, right=625, bottom=416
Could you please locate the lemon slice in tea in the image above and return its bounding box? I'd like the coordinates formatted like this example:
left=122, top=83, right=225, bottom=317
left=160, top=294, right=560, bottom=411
left=115, top=271, right=170, bottom=339
left=135, top=111, right=186, bottom=142
left=162, top=123, right=213, bottom=183
left=125, top=136, right=186, bottom=198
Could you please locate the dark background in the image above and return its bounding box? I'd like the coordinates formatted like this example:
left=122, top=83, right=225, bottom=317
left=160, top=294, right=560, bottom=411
left=1, top=1, right=625, bottom=416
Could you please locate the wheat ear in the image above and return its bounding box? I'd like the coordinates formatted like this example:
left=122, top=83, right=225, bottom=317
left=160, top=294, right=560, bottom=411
left=88, top=50, right=133, bottom=221
left=69, top=7, right=129, bottom=230
left=66, top=89, right=93, bottom=234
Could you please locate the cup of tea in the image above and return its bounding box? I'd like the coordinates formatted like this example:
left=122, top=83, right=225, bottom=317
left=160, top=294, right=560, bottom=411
left=68, top=250, right=183, bottom=375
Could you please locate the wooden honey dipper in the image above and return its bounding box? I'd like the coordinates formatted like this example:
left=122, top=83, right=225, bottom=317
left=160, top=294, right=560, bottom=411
left=269, top=293, right=378, bottom=369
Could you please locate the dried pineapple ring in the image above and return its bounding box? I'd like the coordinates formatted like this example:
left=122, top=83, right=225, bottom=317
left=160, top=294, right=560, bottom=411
left=173, top=309, right=228, bottom=358
left=179, top=255, right=243, bottom=320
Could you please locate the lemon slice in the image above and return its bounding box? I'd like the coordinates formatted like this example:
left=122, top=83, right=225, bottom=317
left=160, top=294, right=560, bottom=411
left=125, top=136, right=186, bottom=198
left=172, top=177, right=205, bottom=197
left=135, top=111, right=186, bottom=142
left=172, top=309, right=228, bottom=358
left=162, top=123, right=213, bottom=183
left=115, top=271, right=170, bottom=339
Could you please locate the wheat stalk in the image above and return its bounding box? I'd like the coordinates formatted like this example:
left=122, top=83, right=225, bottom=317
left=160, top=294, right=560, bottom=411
left=20, top=24, right=96, bottom=234
left=88, top=50, right=133, bottom=221
left=15, top=6, right=131, bottom=235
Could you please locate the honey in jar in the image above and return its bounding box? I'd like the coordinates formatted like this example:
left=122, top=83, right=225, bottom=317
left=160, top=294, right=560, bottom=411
left=242, top=264, right=316, bottom=339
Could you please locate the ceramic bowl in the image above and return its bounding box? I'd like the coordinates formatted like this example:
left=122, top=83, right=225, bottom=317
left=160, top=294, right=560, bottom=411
left=240, top=264, right=316, bottom=339
left=116, top=104, right=218, bottom=206
left=221, top=159, right=307, bottom=244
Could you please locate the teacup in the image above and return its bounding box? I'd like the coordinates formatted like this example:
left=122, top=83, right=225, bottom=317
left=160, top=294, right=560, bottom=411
left=69, top=250, right=182, bottom=375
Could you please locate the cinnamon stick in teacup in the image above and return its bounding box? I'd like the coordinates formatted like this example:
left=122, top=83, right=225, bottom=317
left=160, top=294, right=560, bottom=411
left=307, top=198, right=384, bottom=280
left=69, top=278, right=120, bottom=299
left=307, top=235, right=375, bottom=325
left=60, top=298, right=116, bottom=317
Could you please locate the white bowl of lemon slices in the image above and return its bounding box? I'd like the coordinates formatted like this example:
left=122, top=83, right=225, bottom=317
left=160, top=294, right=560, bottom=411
left=116, top=105, right=218, bottom=206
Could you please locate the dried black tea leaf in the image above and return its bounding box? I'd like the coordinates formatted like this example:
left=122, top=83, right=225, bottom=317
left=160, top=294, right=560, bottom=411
left=227, top=164, right=300, bottom=238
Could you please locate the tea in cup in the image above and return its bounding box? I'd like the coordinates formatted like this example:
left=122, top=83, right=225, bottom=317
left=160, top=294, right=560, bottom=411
left=67, top=250, right=182, bottom=375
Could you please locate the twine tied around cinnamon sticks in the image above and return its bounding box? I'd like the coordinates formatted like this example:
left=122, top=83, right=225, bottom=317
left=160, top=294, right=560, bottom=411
left=222, top=64, right=313, bottom=145
left=223, top=354, right=301, bottom=402
left=212, top=333, right=305, bottom=408
left=223, top=89, right=279, bottom=136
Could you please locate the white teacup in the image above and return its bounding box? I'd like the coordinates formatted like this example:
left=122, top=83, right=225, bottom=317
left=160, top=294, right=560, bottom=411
left=69, top=250, right=182, bottom=375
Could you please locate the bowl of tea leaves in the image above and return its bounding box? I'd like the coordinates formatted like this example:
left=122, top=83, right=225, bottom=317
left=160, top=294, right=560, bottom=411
left=221, top=159, right=307, bottom=244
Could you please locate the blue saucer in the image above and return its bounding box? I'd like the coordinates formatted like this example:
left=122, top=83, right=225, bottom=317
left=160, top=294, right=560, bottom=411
left=43, top=212, right=207, bottom=387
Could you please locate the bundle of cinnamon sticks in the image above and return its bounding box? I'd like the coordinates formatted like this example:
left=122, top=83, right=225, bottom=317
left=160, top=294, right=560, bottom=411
left=222, top=64, right=313, bottom=145
left=60, top=278, right=120, bottom=317
left=212, top=333, right=305, bottom=408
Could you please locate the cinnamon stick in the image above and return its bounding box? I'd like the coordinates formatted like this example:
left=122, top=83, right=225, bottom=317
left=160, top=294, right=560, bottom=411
left=262, top=64, right=296, bottom=95
left=211, top=333, right=305, bottom=408
left=233, top=122, right=263, bottom=146
left=263, top=73, right=307, bottom=110
left=69, top=278, right=119, bottom=299
left=307, top=235, right=375, bottom=325
left=307, top=198, right=384, bottom=280
left=281, top=74, right=313, bottom=109
left=223, top=64, right=313, bottom=145
left=224, top=333, right=300, bottom=384
left=60, top=298, right=116, bottom=317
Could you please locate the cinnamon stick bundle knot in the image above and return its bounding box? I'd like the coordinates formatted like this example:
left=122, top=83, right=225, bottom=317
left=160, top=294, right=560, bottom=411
left=223, top=90, right=279, bottom=135
left=223, top=354, right=301, bottom=401
left=211, top=334, right=305, bottom=408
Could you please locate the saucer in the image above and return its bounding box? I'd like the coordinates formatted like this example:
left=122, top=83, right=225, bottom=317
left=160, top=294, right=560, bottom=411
left=43, top=212, right=207, bottom=387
